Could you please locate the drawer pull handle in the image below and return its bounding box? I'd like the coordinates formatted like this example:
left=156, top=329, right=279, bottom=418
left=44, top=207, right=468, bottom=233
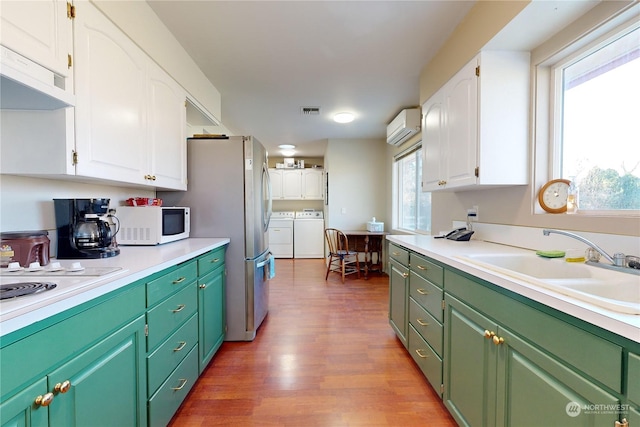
left=172, top=277, right=186, bottom=284
left=172, top=304, right=186, bottom=313
left=492, top=336, right=505, bottom=346
left=54, top=380, right=71, bottom=394
left=171, top=378, right=188, bottom=391
left=416, top=318, right=429, bottom=327
left=35, top=393, right=54, bottom=407
left=392, top=252, right=400, bottom=256
left=414, top=349, right=429, bottom=359
left=417, top=265, right=428, bottom=271
left=484, top=330, right=496, bottom=339
left=199, top=284, right=207, bottom=289
left=210, top=258, right=220, bottom=263
left=416, top=288, right=429, bottom=295
left=402, top=272, right=409, bottom=278
left=174, top=341, right=187, bottom=352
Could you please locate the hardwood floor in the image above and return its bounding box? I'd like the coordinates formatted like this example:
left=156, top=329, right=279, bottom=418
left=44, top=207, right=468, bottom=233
left=169, top=259, right=456, bottom=426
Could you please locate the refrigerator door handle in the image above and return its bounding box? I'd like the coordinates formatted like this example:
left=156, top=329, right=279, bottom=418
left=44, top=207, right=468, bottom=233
left=263, top=163, right=272, bottom=231
left=256, top=252, right=272, bottom=269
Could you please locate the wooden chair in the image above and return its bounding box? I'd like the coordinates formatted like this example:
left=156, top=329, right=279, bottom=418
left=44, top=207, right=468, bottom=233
left=324, top=228, right=361, bottom=283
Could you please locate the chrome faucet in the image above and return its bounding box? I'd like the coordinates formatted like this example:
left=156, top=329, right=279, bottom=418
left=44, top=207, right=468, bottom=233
left=542, top=229, right=619, bottom=265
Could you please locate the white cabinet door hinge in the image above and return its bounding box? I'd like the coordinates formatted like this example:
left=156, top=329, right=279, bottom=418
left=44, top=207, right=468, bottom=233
left=72, top=150, right=78, bottom=165
left=144, top=324, right=149, bottom=337
left=67, top=2, right=76, bottom=19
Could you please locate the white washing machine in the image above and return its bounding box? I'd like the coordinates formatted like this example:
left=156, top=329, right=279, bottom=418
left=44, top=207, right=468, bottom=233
left=294, top=210, right=325, bottom=259
left=269, top=211, right=295, bottom=258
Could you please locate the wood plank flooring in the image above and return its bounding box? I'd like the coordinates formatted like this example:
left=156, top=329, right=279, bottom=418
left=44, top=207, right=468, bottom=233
left=169, top=259, right=456, bottom=426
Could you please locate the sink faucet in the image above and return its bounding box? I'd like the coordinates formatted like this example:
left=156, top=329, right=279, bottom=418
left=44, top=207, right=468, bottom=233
left=542, top=229, right=619, bottom=265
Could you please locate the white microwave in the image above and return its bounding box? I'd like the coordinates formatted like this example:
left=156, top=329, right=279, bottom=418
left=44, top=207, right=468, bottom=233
left=117, top=206, right=190, bottom=245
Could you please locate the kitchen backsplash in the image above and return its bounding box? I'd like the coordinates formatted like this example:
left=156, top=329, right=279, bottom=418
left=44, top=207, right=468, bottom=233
left=0, top=175, right=154, bottom=255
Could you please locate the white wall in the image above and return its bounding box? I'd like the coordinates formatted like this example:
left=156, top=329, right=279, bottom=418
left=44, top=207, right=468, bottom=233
left=325, top=138, right=388, bottom=231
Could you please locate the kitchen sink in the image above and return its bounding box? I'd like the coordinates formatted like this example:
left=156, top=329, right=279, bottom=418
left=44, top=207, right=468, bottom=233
left=457, top=253, right=640, bottom=314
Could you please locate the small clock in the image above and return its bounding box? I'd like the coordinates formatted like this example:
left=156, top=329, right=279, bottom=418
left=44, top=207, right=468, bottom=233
left=538, top=179, right=571, bottom=213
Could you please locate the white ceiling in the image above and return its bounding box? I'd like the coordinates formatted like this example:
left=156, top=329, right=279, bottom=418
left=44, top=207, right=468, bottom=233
left=146, top=0, right=476, bottom=157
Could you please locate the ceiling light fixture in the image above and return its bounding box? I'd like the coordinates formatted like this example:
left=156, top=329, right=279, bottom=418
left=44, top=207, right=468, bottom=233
left=334, top=112, right=354, bottom=123
left=278, top=144, right=296, bottom=149
left=281, top=150, right=296, bottom=157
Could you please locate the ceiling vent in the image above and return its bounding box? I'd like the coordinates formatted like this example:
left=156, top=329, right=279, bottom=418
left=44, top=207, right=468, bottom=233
left=301, top=106, right=320, bottom=115
left=386, top=108, right=421, bottom=146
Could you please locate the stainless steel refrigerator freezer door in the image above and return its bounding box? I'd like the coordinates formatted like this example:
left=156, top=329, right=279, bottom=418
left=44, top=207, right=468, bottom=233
left=245, top=250, right=271, bottom=340
left=244, top=136, right=271, bottom=259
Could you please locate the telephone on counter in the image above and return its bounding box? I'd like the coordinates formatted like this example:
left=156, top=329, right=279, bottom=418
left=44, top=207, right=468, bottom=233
left=434, top=227, right=474, bottom=242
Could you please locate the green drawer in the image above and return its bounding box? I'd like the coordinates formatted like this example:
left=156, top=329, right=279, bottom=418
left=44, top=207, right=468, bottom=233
left=410, top=271, right=443, bottom=323
left=410, top=253, right=443, bottom=288
left=147, top=314, right=198, bottom=396
left=147, top=283, right=197, bottom=351
left=409, top=297, right=443, bottom=357
left=146, top=261, right=197, bottom=307
left=408, top=324, right=442, bottom=395
left=197, top=246, right=226, bottom=277
left=148, top=344, right=199, bottom=427
left=389, top=243, right=409, bottom=266
left=628, top=352, right=640, bottom=405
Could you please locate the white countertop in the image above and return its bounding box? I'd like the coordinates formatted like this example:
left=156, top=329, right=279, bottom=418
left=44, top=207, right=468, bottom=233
left=387, top=235, right=640, bottom=343
left=0, top=238, right=229, bottom=338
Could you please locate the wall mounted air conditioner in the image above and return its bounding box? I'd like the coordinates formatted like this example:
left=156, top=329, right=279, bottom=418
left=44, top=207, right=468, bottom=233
left=386, top=108, right=420, bottom=146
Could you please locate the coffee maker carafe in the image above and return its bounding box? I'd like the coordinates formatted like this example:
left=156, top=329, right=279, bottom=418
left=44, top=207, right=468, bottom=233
left=54, top=198, right=120, bottom=259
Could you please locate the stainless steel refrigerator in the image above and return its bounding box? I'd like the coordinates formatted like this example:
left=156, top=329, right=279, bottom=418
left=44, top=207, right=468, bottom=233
left=160, top=135, right=272, bottom=341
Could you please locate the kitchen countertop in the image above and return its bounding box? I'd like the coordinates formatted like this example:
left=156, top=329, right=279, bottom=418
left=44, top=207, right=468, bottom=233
left=0, top=238, right=229, bottom=338
left=387, top=235, right=640, bottom=343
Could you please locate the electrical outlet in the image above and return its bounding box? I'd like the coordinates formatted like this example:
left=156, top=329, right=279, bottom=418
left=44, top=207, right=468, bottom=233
left=467, top=206, right=479, bottom=222
left=473, top=205, right=479, bottom=222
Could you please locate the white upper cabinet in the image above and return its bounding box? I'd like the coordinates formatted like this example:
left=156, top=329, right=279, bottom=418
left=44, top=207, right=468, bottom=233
left=73, top=1, right=186, bottom=190
left=301, top=169, right=324, bottom=200
left=422, top=51, right=530, bottom=192
left=147, top=61, right=187, bottom=190
left=269, top=168, right=324, bottom=200
left=0, top=0, right=72, bottom=77
left=73, top=1, right=148, bottom=185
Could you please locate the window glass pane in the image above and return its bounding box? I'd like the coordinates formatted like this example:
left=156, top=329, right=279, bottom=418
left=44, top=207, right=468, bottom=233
left=395, top=148, right=431, bottom=233
left=560, top=26, right=640, bottom=211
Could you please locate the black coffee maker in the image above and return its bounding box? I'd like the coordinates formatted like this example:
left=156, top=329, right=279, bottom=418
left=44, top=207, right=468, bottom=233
left=54, top=198, right=120, bottom=259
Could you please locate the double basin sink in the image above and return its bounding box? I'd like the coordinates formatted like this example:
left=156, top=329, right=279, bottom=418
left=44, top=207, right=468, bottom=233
left=457, top=253, right=640, bottom=314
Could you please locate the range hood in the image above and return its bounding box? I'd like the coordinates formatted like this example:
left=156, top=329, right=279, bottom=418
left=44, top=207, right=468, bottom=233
left=0, top=45, right=75, bottom=110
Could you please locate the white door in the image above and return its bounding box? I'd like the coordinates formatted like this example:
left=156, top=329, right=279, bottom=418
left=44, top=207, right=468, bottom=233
left=282, top=170, right=302, bottom=199
left=302, top=170, right=323, bottom=199
left=422, top=92, right=444, bottom=191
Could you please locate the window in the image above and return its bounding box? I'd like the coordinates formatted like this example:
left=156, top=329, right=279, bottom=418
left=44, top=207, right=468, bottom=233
left=551, top=21, right=640, bottom=213
left=393, top=145, right=431, bottom=233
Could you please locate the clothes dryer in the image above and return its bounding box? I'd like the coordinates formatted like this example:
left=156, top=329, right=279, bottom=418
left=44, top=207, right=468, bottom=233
left=294, top=210, right=324, bottom=258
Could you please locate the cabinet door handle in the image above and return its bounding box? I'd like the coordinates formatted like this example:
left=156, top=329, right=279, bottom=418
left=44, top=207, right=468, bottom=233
left=172, top=277, right=186, bottom=284
left=35, top=393, right=54, bottom=407
left=171, top=378, right=188, bottom=391
left=615, top=419, right=629, bottom=427
left=416, top=265, right=428, bottom=271
left=484, top=330, right=496, bottom=339
left=172, top=304, right=186, bottom=313
left=199, top=284, right=207, bottom=289
left=54, top=380, right=71, bottom=394
left=416, top=288, right=429, bottom=295
left=174, top=341, right=187, bottom=352
left=414, top=349, right=429, bottom=359
left=416, top=318, right=429, bottom=327
left=492, top=335, right=505, bottom=345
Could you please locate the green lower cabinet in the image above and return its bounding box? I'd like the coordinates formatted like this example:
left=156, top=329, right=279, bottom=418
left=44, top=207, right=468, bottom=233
left=498, top=327, right=620, bottom=427
left=445, top=294, right=623, bottom=427
left=0, top=378, right=48, bottom=427
left=47, top=316, right=147, bottom=427
left=198, top=265, right=226, bottom=373
left=444, top=294, right=499, bottom=427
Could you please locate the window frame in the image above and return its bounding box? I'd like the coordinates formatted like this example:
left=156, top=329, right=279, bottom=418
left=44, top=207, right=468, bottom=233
left=533, top=5, right=640, bottom=218
left=392, top=142, right=432, bottom=234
